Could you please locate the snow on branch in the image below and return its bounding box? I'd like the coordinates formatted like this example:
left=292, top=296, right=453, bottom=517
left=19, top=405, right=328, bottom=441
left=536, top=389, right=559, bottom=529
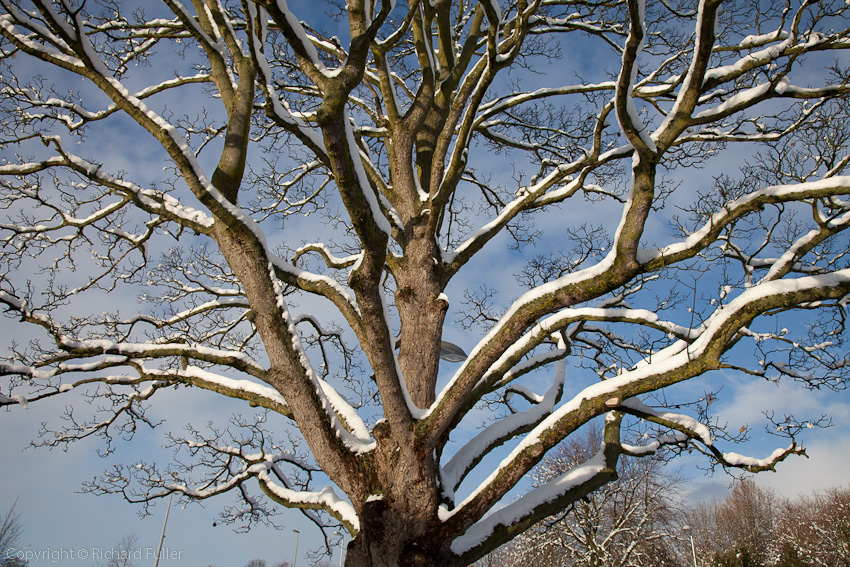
left=0, top=142, right=214, bottom=234
left=270, top=254, right=364, bottom=328
left=619, top=398, right=806, bottom=473
left=474, top=82, right=616, bottom=131
left=448, top=415, right=626, bottom=561
left=637, top=176, right=850, bottom=269
left=258, top=472, right=360, bottom=533
left=615, top=0, right=657, bottom=158
left=619, top=398, right=713, bottom=446
left=473, top=307, right=694, bottom=393
left=0, top=1, right=85, bottom=72
left=91, top=446, right=359, bottom=530
left=441, top=356, right=566, bottom=501
left=246, top=3, right=329, bottom=161
left=145, top=365, right=292, bottom=418
left=449, top=450, right=611, bottom=556
left=293, top=243, right=363, bottom=269
left=0, top=286, right=298, bottom=417
left=0, top=71, right=210, bottom=131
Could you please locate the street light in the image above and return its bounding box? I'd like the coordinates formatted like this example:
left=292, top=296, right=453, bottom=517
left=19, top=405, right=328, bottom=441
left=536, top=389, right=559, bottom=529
left=153, top=493, right=173, bottom=567
left=292, top=529, right=300, bottom=567
left=682, top=525, right=698, bottom=567
left=333, top=531, right=345, bottom=567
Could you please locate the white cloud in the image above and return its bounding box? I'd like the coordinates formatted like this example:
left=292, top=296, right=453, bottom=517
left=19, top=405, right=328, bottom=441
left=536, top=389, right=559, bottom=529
left=758, top=433, right=850, bottom=498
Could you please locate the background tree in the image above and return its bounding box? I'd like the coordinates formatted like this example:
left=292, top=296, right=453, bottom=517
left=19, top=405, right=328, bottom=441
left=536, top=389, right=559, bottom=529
left=683, top=480, right=779, bottom=567
left=680, top=481, right=850, bottom=567
left=774, top=485, right=850, bottom=567
left=96, top=532, right=140, bottom=567
left=1, top=1, right=850, bottom=566
left=0, top=502, right=26, bottom=567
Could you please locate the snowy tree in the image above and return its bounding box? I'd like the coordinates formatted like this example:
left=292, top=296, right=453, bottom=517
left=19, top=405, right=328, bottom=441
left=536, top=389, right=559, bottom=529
left=775, top=485, right=850, bottom=567
left=1, top=1, right=850, bottom=566
left=683, top=481, right=850, bottom=567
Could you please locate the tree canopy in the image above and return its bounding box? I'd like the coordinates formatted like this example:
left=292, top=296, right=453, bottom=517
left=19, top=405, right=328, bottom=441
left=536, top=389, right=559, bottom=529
left=1, top=1, right=849, bottom=566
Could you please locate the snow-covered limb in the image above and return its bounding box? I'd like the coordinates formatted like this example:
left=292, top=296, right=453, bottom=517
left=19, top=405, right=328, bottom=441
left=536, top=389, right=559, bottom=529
left=492, top=348, right=568, bottom=393
left=54, top=336, right=266, bottom=376
left=619, top=398, right=713, bottom=446
left=0, top=353, right=292, bottom=419
left=146, top=365, right=293, bottom=418
left=317, top=378, right=372, bottom=446
left=109, top=297, right=251, bottom=333
left=450, top=449, right=612, bottom=557
left=691, top=80, right=850, bottom=125
left=0, top=391, right=28, bottom=408
left=759, top=208, right=850, bottom=283
left=637, top=176, right=850, bottom=270
left=615, top=0, right=658, bottom=158
left=270, top=254, right=365, bottom=333
left=447, top=413, right=625, bottom=561
left=164, top=0, right=232, bottom=64
left=1, top=71, right=210, bottom=131
left=619, top=399, right=807, bottom=473
left=650, top=0, right=724, bottom=150
left=441, top=356, right=566, bottom=500
left=293, top=243, right=363, bottom=269
left=259, top=472, right=360, bottom=533
left=648, top=1, right=850, bottom=150
left=702, top=27, right=850, bottom=92
left=718, top=444, right=804, bottom=473
left=472, top=307, right=695, bottom=395
left=0, top=139, right=213, bottom=234
left=0, top=287, right=299, bottom=417
left=246, top=3, right=328, bottom=161
left=474, top=82, right=616, bottom=127
left=341, top=114, right=393, bottom=238
left=672, top=94, right=830, bottom=146
left=91, top=451, right=360, bottom=532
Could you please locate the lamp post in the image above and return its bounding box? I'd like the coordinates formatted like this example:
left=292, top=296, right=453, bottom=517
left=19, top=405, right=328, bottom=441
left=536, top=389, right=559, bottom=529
left=682, top=525, right=698, bottom=567
left=292, top=530, right=300, bottom=567
left=153, top=493, right=173, bottom=567
left=333, top=531, right=345, bottom=567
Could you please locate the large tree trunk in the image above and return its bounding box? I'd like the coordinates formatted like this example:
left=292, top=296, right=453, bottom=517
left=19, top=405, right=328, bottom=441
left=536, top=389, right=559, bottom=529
left=341, top=417, right=453, bottom=567
left=344, top=501, right=456, bottom=567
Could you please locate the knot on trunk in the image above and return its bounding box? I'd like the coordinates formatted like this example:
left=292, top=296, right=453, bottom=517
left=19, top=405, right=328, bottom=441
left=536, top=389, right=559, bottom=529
left=399, top=543, right=429, bottom=567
